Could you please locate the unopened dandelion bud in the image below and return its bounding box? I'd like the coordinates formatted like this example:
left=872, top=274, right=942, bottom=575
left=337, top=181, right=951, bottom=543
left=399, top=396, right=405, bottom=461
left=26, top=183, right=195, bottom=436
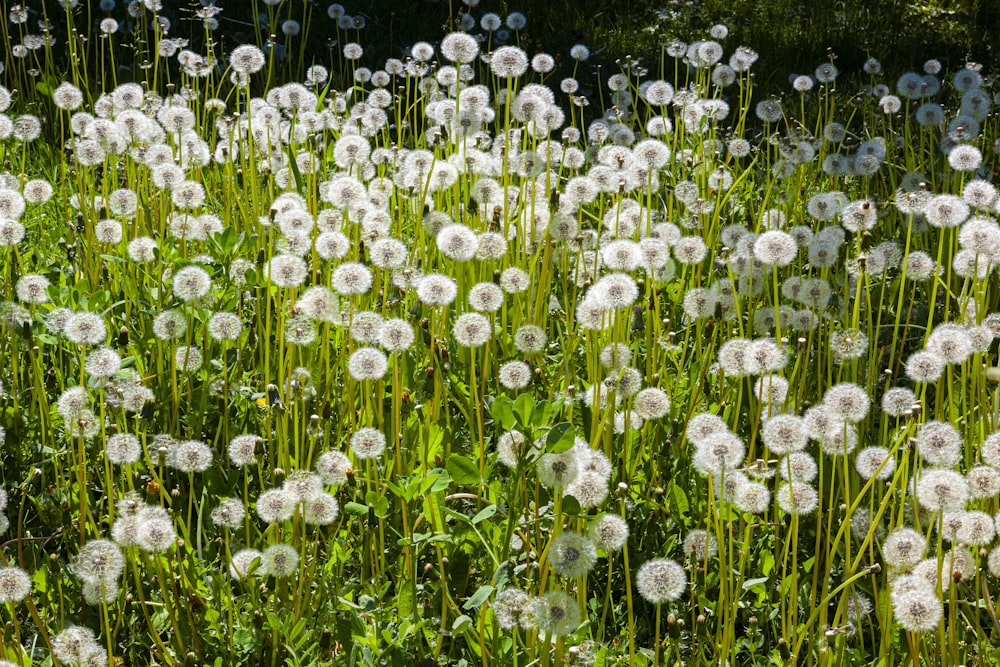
left=778, top=638, right=790, bottom=659
left=986, top=367, right=1000, bottom=383
left=171, top=488, right=181, bottom=498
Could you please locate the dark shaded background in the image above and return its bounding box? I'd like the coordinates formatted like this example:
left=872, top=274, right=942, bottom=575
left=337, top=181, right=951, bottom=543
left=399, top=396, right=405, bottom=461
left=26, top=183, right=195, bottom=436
left=2, top=0, right=998, bottom=101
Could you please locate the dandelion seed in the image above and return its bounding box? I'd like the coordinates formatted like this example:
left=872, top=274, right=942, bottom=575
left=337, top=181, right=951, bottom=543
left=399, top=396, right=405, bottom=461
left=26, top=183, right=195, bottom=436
left=636, top=558, right=686, bottom=603
left=776, top=481, right=818, bottom=515
left=350, top=427, right=385, bottom=459
left=493, top=588, right=531, bottom=630
left=549, top=532, right=597, bottom=578
left=0, top=566, right=31, bottom=603
left=261, top=543, right=299, bottom=577
left=230, top=549, right=263, bottom=580
left=453, top=313, right=492, bottom=348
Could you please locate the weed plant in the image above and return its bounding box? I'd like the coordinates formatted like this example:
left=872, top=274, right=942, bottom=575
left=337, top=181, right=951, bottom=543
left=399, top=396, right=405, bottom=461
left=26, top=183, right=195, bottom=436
left=0, top=2, right=999, bottom=666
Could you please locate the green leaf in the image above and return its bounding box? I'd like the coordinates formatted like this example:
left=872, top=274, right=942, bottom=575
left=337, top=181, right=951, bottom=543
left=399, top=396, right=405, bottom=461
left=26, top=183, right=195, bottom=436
left=425, top=469, right=452, bottom=493
left=452, top=614, right=473, bottom=632
left=546, top=422, right=576, bottom=453
left=447, top=454, right=481, bottom=485
left=665, top=481, right=689, bottom=515
left=490, top=395, right=516, bottom=430
left=471, top=504, right=497, bottom=524
left=560, top=495, right=581, bottom=516
left=373, top=495, right=390, bottom=518
left=463, top=585, right=494, bottom=610
left=513, top=393, right=535, bottom=425
left=344, top=502, right=369, bottom=516
left=742, top=577, right=768, bottom=591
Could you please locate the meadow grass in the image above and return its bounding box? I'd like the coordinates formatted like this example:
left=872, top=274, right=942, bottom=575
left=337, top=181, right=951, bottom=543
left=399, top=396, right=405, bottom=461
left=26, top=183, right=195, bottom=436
left=0, top=2, right=999, bottom=666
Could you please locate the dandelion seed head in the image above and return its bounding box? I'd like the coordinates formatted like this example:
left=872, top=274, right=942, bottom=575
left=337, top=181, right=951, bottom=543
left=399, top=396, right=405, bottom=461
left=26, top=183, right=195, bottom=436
left=636, top=558, right=686, bottom=603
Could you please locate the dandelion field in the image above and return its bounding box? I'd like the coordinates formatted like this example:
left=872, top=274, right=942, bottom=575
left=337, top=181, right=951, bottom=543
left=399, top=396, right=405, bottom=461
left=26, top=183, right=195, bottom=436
left=1, top=1, right=1000, bottom=666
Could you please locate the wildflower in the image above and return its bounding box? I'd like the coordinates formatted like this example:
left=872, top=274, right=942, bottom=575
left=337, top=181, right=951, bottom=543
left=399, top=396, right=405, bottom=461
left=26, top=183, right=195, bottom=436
left=440, top=33, right=479, bottom=63
left=347, top=347, right=388, bottom=381
left=733, top=480, right=770, bottom=514
left=566, top=471, right=609, bottom=508
left=538, top=451, right=579, bottom=489
left=589, top=514, right=629, bottom=551
left=915, top=469, right=968, bottom=512
left=230, top=44, right=266, bottom=74
left=762, top=415, right=808, bottom=454
left=925, top=324, right=973, bottom=365
left=549, top=532, right=598, bottom=578
left=569, top=44, right=590, bottom=61
left=172, top=266, right=212, bottom=302
left=256, top=489, right=296, bottom=524
left=261, top=543, right=299, bottom=577
left=529, top=591, right=582, bottom=636
left=64, top=312, right=107, bottom=345
left=0, top=566, right=31, bottom=603
left=924, top=194, right=969, bottom=229
left=967, top=465, right=1000, bottom=498
left=855, top=447, right=895, bottom=480
left=468, top=283, right=504, bottom=313
left=914, top=421, right=962, bottom=468
left=829, top=329, right=867, bottom=361
left=167, top=439, right=213, bottom=473
left=127, top=237, right=157, bottom=262
left=315, top=450, right=352, bottom=486
left=227, top=434, right=259, bottom=467
left=315, top=231, right=350, bottom=260
left=230, top=549, right=263, bottom=580
left=776, top=481, right=818, bottom=515
left=490, top=46, right=529, bottom=78
left=493, top=588, right=532, bottom=630
left=377, top=319, right=414, bottom=352
left=207, top=312, right=242, bottom=341
left=682, top=529, right=718, bottom=563
left=778, top=452, right=818, bottom=482
left=905, top=351, right=944, bottom=383
left=498, top=361, right=532, bottom=390
left=891, top=580, right=941, bottom=633
left=437, top=223, right=479, bottom=261
left=956, top=511, right=994, bottom=546
left=136, top=506, right=177, bottom=552
left=499, top=268, right=529, bottom=293
left=174, top=346, right=203, bottom=372
left=636, top=558, right=686, bottom=603
left=332, top=262, right=373, bottom=296
left=632, top=387, right=670, bottom=420
left=692, top=432, right=745, bottom=476
left=53, top=82, right=84, bottom=111
left=453, top=313, right=492, bottom=347
left=350, top=427, right=385, bottom=459
left=85, top=347, right=121, bottom=379
left=822, top=383, right=870, bottom=423
left=210, top=498, right=245, bottom=530
left=416, top=274, right=458, bottom=306
left=755, top=99, right=782, bottom=123
left=673, top=236, right=708, bottom=265
left=105, top=434, right=141, bottom=465
left=882, top=387, right=917, bottom=417
left=267, top=255, right=307, bottom=288
left=299, top=491, right=337, bottom=524
left=52, top=626, right=104, bottom=665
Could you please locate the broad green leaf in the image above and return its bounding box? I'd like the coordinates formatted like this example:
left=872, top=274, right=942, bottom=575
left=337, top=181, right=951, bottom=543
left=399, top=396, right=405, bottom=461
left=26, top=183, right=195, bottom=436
left=344, top=502, right=369, bottom=516
left=471, top=504, right=497, bottom=524
left=463, top=585, right=494, bottom=610
left=447, top=454, right=481, bottom=485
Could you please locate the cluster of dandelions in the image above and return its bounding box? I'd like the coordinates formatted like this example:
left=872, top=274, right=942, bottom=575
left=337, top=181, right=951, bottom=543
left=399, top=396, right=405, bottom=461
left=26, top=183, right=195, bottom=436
left=2, top=1, right=1000, bottom=662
